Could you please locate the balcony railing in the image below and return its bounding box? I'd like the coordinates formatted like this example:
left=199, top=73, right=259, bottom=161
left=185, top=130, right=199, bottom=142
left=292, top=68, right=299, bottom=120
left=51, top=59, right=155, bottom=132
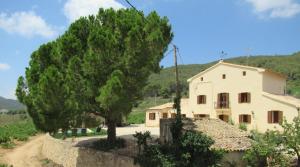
left=215, top=101, right=230, bottom=109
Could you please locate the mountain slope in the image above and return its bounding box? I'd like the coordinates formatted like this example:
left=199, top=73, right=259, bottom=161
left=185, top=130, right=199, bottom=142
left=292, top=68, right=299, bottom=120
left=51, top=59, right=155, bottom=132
left=0, top=96, right=25, bottom=110
left=148, top=52, right=300, bottom=98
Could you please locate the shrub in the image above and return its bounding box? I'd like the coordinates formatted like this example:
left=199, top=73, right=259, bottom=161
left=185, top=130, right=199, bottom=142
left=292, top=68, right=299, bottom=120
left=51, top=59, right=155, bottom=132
left=135, top=130, right=224, bottom=167
left=93, top=138, right=126, bottom=151
left=239, top=123, right=247, bottom=131
left=243, top=131, right=290, bottom=167
left=133, top=131, right=152, bottom=154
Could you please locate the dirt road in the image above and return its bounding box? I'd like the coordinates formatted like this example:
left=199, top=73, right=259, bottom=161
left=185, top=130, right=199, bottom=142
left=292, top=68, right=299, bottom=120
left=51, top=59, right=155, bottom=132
left=2, top=134, right=46, bottom=167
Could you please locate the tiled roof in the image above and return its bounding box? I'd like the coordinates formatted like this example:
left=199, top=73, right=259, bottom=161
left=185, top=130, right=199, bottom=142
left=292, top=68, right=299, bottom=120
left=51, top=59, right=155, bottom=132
left=182, top=118, right=252, bottom=151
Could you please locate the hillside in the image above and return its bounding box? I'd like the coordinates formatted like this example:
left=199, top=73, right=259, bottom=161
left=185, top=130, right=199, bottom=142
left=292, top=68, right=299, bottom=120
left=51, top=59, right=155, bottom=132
left=0, top=96, right=25, bottom=110
left=148, top=52, right=300, bottom=98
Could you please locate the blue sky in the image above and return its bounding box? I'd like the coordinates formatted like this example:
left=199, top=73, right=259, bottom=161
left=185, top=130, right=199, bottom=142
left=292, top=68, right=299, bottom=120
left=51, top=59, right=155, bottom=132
left=0, top=0, right=300, bottom=99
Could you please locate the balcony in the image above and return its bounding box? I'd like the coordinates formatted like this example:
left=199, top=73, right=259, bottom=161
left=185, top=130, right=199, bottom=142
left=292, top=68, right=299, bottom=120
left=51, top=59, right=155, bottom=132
left=215, top=101, right=230, bottom=109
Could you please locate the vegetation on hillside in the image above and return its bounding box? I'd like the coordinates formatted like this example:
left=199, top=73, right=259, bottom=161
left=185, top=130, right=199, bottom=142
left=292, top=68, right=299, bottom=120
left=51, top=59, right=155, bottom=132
left=0, top=96, right=25, bottom=110
left=146, top=52, right=300, bottom=98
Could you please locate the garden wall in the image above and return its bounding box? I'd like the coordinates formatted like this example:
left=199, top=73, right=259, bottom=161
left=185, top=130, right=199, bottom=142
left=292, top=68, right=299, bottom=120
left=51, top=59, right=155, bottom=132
left=42, top=134, right=139, bottom=167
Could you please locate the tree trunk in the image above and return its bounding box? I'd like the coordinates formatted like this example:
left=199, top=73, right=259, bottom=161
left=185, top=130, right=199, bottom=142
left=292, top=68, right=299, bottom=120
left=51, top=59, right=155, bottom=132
left=297, top=155, right=300, bottom=167
left=107, top=119, right=116, bottom=144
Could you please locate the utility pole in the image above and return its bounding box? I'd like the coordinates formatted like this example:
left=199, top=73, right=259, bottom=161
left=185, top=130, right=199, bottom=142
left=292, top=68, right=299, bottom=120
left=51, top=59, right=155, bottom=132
left=174, top=45, right=180, bottom=99
left=173, top=44, right=181, bottom=118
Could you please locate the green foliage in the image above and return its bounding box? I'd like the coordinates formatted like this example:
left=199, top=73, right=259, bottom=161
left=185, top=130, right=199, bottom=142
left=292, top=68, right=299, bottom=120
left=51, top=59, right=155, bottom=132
left=243, top=130, right=289, bottom=167
left=93, top=138, right=126, bottom=151
left=127, top=111, right=145, bottom=124
left=280, top=116, right=300, bottom=166
left=239, top=123, right=247, bottom=131
left=16, top=8, right=173, bottom=143
left=0, top=120, right=37, bottom=147
left=133, top=131, right=152, bottom=154
left=135, top=131, right=223, bottom=167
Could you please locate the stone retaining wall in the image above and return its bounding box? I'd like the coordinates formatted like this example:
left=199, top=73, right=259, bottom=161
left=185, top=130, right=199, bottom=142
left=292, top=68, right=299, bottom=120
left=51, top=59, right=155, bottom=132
left=42, top=134, right=139, bottom=167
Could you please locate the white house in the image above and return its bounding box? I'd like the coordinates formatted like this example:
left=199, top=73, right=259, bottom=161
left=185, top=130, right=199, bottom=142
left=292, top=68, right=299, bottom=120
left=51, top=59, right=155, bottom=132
left=146, top=61, right=300, bottom=132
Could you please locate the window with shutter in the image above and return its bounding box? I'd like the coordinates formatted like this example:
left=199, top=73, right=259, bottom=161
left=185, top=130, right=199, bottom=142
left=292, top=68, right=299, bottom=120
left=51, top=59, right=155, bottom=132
left=197, top=95, right=206, bottom=104
left=268, top=111, right=283, bottom=123
left=239, top=114, right=251, bottom=124
left=239, top=92, right=251, bottom=103
left=149, top=113, right=156, bottom=120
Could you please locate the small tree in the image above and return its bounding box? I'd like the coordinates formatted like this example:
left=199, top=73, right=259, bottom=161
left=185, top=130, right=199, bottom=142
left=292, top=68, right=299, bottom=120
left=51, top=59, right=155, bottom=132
left=281, top=116, right=300, bottom=166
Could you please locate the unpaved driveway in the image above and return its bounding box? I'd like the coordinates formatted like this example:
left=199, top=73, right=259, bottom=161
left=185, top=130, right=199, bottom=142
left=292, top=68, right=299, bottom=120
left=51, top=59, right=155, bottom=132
left=2, top=134, right=46, bottom=167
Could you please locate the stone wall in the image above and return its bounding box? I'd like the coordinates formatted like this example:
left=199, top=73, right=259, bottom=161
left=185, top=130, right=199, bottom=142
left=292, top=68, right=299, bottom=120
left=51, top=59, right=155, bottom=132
left=42, top=134, right=139, bottom=167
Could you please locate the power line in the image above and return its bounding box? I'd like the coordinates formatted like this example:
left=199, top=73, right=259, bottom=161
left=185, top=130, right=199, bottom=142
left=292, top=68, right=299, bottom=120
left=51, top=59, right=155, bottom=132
left=177, top=47, right=184, bottom=65
left=124, top=0, right=138, bottom=11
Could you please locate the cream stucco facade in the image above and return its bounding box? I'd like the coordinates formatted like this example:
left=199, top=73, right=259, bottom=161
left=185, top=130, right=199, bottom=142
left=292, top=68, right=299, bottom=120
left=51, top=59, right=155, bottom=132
left=146, top=61, right=300, bottom=132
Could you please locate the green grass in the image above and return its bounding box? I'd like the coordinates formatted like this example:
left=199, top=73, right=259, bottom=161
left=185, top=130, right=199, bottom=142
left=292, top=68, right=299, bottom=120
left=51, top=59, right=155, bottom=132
left=127, top=97, right=172, bottom=124
left=0, top=120, right=38, bottom=148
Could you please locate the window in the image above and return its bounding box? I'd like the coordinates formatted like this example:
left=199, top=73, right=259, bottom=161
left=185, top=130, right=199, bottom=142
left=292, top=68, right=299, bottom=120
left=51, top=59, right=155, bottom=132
left=238, top=92, right=251, bottom=103
left=197, top=95, right=206, bottom=104
left=222, top=74, right=226, bottom=79
left=149, top=113, right=156, bottom=120
left=201, top=77, right=203, bottom=81
left=181, top=114, right=186, bottom=118
left=243, top=71, right=246, bottom=76
left=171, top=113, right=176, bottom=118
left=162, top=113, right=168, bottom=119
left=217, top=93, right=229, bottom=108
left=194, top=114, right=210, bottom=119
left=218, top=115, right=229, bottom=122
left=239, top=114, right=251, bottom=124
left=268, top=111, right=283, bottom=124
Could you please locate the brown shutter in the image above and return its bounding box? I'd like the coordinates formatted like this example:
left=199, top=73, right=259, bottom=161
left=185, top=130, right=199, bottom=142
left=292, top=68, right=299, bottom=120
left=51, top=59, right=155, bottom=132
left=197, top=96, right=200, bottom=104
left=238, top=93, right=241, bottom=103
left=204, top=96, right=206, bottom=104
left=226, top=93, right=229, bottom=108
left=239, top=115, right=242, bottom=123
left=248, top=93, right=251, bottom=103
left=279, top=111, right=283, bottom=123
left=248, top=115, right=251, bottom=123
left=268, top=111, right=272, bottom=123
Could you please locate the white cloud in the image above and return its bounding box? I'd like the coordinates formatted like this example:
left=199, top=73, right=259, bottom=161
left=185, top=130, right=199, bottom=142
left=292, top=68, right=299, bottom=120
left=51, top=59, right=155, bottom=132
left=64, top=0, right=125, bottom=22
left=0, top=11, right=57, bottom=38
left=0, top=63, right=10, bottom=71
left=245, top=0, right=300, bottom=18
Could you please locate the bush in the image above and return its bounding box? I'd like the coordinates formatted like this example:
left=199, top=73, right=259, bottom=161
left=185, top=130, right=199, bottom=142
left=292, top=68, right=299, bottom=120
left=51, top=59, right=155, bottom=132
left=239, top=123, right=247, bottom=131
left=243, top=131, right=290, bottom=167
left=135, top=130, right=224, bottom=167
left=93, top=138, right=126, bottom=151
left=127, top=112, right=145, bottom=124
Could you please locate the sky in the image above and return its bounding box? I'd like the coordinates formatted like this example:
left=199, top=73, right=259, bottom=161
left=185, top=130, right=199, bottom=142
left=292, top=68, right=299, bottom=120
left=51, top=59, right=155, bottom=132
left=0, top=0, right=300, bottom=99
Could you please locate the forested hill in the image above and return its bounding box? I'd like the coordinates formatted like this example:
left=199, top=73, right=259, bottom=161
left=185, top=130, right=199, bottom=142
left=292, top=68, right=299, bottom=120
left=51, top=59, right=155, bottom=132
left=0, top=96, right=25, bottom=110
left=147, top=52, right=300, bottom=98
